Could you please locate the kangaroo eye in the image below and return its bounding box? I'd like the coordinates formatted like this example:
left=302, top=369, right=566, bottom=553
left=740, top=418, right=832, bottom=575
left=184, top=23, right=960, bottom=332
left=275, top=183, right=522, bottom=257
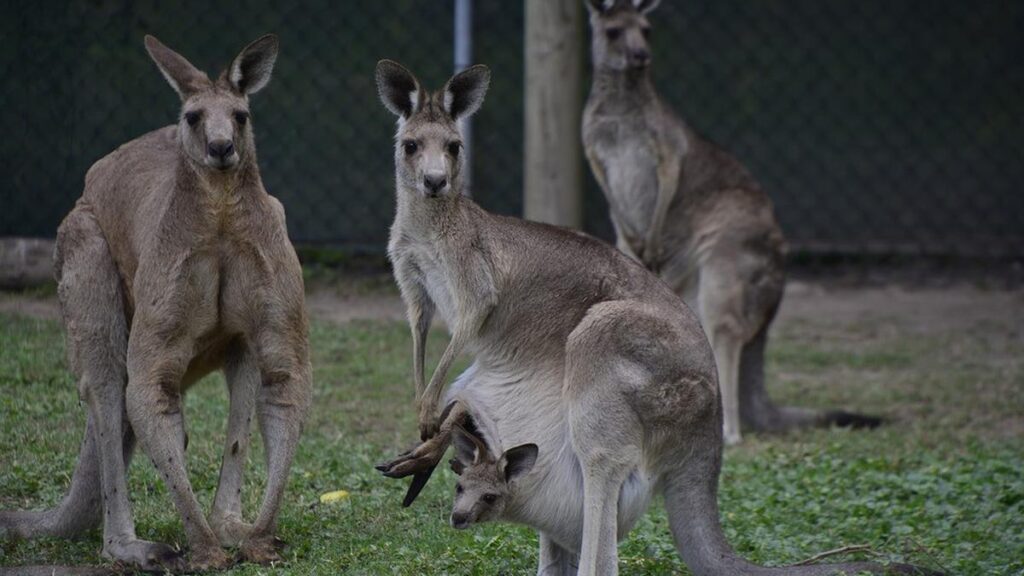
left=641, top=27, right=651, bottom=39
left=455, top=483, right=464, bottom=495
left=184, top=111, right=201, bottom=126
left=403, top=140, right=418, bottom=156
left=606, top=27, right=622, bottom=41
left=447, top=142, right=461, bottom=158
left=234, top=111, right=249, bottom=125
left=481, top=493, right=498, bottom=505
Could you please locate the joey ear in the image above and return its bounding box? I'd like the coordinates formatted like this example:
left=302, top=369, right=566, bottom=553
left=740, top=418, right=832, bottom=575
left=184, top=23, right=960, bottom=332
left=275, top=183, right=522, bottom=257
left=144, top=35, right=208, bottom=99
left=449, top=458, right=465, bottom=475
left=443, top=64, right=490, bottom=121
left=376, top=60, right=421, bottom=119
left=452, top=425, right=489, bottom=467
left=500, top=444, right=538, bottom=483
left=635, top=0, right=662, bottom=14
left=229, top=34, right=278, bottom=95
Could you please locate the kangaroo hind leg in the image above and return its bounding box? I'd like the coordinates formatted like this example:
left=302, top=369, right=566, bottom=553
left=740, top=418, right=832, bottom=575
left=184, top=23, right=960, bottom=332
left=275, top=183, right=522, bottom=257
left=565, top=302, right=650, bottom=576
left=55, top=206, right=183, bottom=571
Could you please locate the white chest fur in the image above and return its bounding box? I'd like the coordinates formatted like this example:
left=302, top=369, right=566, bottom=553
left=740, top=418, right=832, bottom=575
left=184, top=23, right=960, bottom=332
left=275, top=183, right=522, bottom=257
left=416, top=250, right=457, bottom=328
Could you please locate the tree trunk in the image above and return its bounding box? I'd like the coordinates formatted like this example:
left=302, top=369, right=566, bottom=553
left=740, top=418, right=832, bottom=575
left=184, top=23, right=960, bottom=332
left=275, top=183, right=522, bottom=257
left=523, top=0, right=583, bottom=228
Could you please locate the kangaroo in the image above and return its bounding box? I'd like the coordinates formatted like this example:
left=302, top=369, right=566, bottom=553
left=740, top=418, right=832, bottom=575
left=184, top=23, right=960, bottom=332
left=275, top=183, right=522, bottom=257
left=0, top=35, right=312, bottom=572
left=374, top=60, right=934, bottom=576
left=581, top=0, right=880, bottom=444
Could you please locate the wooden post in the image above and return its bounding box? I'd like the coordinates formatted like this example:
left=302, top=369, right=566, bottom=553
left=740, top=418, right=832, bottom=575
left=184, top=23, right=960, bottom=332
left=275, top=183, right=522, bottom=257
left=524, top=0, right=583, bottom=228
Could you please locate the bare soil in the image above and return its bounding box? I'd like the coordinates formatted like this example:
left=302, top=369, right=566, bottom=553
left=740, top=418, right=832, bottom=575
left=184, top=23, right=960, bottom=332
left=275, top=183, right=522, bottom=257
left=4, top=277, right=1021, bottom=337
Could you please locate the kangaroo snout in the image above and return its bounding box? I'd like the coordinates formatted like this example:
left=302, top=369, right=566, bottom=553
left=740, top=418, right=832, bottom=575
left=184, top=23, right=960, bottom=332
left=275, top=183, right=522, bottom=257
left=450, top=511, right=471, bottom=529
left=207, top=139, right=236, bottom=168
left=423, top=172, right=448, bottom=197
left=630, top=48, right=650, bottom=67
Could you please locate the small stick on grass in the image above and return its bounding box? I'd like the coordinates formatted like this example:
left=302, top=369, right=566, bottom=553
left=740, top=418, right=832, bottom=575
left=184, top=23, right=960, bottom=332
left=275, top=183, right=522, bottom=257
left=795, top=544, right=873, bottom=566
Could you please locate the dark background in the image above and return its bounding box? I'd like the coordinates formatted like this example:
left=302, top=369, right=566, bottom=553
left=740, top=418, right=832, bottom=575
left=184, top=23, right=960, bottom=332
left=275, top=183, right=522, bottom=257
left=2, top=1, right=1022, bottom=258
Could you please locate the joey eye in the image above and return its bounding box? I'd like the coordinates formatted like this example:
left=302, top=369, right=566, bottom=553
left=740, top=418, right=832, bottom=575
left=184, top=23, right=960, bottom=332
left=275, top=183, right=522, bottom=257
left=455, top=483, right=464, bottom=495
left=184, top=111, right=201, bottom=126
left=403, top=140, right=418, bottom=155
left=606, top=27, right=622, bottom=41
left=641, top=27, right=651, bottom=39
left=234, top=111, right=249, bottom=125
left=447, top=142, right=461, bottom=158
left=481, top=493, right=498, bottom=505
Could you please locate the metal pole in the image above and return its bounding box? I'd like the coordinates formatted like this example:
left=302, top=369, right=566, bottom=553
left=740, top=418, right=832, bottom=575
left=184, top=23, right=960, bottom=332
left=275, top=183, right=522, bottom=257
left=454, top=0, right=473, bottom=191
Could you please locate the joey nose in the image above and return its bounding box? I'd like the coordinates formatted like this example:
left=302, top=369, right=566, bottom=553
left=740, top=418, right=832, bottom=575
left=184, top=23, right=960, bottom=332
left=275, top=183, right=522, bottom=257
left=631, top=49, right=650, bottom=66
left=423, top=173, right=447, bottom=196
left=450, top=512, right=470, bottom=529
left=208, top=140, right=234, bottom=160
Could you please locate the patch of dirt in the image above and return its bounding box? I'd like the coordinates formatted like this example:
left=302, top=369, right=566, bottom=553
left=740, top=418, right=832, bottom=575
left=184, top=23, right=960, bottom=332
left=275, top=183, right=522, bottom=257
left=777, top=282, right=1024, bottom=336
left=4, top=280, right=1022, bottom=337
left=0, top=292, right=60, bottom=321
left=305, top=288, right=407, bottom=324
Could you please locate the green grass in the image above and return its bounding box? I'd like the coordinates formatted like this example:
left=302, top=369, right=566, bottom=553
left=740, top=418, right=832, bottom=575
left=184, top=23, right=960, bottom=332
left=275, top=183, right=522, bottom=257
left=1, top=308, right=1022, bottom=575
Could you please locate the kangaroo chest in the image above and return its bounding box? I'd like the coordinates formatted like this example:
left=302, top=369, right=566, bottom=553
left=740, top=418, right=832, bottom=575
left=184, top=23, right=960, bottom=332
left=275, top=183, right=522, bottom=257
left=586, top=113, right=660, bottom=246
left=403, top=246, right=458, bottom=328
left=138, top=234, right=270, bottom=357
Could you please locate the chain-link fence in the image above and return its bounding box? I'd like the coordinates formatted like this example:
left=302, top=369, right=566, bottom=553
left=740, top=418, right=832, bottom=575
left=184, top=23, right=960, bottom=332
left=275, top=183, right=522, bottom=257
left=2, top=1, right=1022, bottom=259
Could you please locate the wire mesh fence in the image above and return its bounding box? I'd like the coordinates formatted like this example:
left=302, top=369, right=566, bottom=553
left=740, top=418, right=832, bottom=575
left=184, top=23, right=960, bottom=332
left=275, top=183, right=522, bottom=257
left=1, top=1, right=1022, bottom=259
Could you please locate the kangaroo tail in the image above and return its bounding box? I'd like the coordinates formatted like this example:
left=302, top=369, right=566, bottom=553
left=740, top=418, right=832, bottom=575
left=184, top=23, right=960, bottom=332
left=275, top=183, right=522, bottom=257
left=0, top=416, right=103, bottom=539
left=661, top=432, right=940, bottom=576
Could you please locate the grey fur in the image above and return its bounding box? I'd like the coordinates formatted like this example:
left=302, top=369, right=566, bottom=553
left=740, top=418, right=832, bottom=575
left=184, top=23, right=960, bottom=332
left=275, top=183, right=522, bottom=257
left=581, top=1, right=879, bottom=444
left=1, top=35, right=311, bottom=573
left=375, top=61, right=932, bottom=576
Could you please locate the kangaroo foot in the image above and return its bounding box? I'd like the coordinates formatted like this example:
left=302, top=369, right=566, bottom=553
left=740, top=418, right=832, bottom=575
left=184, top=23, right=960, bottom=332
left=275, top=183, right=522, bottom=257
left=101, top=536, right=185, bottom=572
left=239, top=533, right=286, bottom=565
left=209, top=512, right=254, bottom=548
left=186, top=544, right=234, bottom=572
left=824, top=409, right=883, bottom=429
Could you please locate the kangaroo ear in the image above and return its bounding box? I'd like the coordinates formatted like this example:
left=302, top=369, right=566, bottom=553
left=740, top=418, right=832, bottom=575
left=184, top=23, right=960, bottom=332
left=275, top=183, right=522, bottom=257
left=376, top=60, right=421, bottom=119
left=452, top=425, right=489, bottom=466
left=635, top=0, right=661, bottom=14
left=500, top=444, right=538, bottom=483
left=144, top=35, right=208, bottom=99
left=584, top=0, right=614, bottom=13
left=443, top=64, right=490, bottom=121
left=229, top=34, right=278, bottom=95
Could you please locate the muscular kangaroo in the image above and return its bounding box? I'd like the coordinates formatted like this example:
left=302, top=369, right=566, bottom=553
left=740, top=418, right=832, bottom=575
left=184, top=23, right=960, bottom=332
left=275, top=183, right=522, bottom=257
left=581, top=0, right=880, bottom=444
left=0, top=35, right=312, bottom=572
left=374, top=60, right=935, bottom=576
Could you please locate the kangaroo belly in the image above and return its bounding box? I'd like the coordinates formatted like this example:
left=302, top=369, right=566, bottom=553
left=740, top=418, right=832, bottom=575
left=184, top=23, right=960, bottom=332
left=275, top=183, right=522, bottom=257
left=617, top=469, right=655, bottom=537
left=519, top=462, right=655, bottom=555
left=449, top=362, right=657, bottom=553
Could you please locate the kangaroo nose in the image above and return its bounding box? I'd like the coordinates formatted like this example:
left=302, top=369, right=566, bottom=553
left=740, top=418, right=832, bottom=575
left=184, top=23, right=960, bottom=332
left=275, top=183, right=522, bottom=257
left=631, top=49, right=650, bottom=65
left=451, top=512, right=470, bottom=529
left=424, top=173, right=447, bottom=196
left=208, top=140, right=234, bottom=160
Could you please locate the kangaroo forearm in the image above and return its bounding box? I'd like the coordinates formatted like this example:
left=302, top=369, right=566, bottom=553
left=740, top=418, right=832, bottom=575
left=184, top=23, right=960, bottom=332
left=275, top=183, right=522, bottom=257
left=411, top=321, right=429, bottom=399
left=399, top=276, right=434, bottom=400
left=644, top=157, right=681, bottom=267
left=423, top=337, right=463, bottom=409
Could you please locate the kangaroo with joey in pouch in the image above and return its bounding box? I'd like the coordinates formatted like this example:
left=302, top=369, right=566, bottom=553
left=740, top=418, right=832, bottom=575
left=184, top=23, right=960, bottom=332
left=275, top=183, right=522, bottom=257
left=0, top=34, right=311, bottom=573
left=374, top=60, right=936, bottom=576
left=581, top=0, right=881, bottom=445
